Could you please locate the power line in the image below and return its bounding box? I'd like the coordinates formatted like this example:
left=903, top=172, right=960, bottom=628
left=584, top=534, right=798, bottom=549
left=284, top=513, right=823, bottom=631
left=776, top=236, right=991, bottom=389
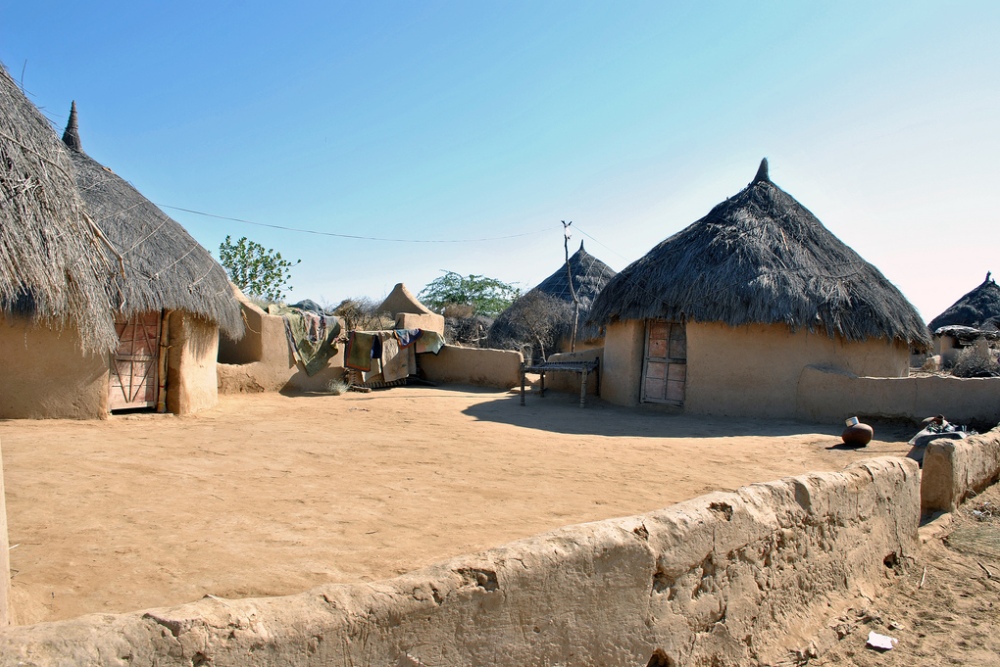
left=159, top=204, right=554, bottom=244
left=571, top=224, right=634, bottom=262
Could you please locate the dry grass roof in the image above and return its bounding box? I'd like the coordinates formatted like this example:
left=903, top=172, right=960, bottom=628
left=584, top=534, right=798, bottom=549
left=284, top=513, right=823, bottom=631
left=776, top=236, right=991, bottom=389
left=590, top=159, right=930, bottom=346
left=63, top=104, right=243, bottom=340
left=928, top=273, right=1000, bottom=333
left=489, top=243, right=616, bottom=348
left=0, top=64, right=118, bottom=352
left=531, top=242, right=617, bottom=312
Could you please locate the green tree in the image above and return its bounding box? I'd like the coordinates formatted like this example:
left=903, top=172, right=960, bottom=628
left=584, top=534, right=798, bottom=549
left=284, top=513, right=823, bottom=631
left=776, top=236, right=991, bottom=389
left=418, top=271, right=520, bottom=317
left=218, top=235, right=300, bottom=302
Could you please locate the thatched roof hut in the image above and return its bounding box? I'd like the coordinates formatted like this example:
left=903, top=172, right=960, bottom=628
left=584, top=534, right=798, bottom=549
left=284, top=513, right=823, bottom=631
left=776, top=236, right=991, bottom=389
left=592, top=160, right=928, bottom=417
left=590, top=159, right=929, bottom=347
left=0, top=65, right=117, bottom=352
left=62, top=103, right=243, bottom=339
left=532, top=242, right=617, bottom=312
left=489, top=242, right=615, bottom=348
left=928, top=273, right=1000, bottom=332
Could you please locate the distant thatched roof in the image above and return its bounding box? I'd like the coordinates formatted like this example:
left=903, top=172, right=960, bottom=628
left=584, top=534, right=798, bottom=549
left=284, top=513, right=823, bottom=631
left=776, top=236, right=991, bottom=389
left=590, top=159, right=929, bottom=346
left=489, top=242, right=617, bottom=348
left=63, top=104, right=243, bottom=339
left=928, top=273, right=1000, bottom=333
left=0, top=64, right=118, bottom=351
left=532, top=242, right=617, bottom=312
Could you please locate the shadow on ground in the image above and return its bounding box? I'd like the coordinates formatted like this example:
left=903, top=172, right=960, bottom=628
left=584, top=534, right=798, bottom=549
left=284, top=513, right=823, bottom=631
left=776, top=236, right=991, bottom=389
left=457, top=386, right=918, bottom=441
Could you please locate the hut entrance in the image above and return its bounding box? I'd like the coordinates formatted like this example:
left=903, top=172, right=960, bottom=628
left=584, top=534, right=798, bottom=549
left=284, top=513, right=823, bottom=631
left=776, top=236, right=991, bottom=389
left=641, top=319, right=686, bottom=406
left=109, top=312, right=161, bottom=411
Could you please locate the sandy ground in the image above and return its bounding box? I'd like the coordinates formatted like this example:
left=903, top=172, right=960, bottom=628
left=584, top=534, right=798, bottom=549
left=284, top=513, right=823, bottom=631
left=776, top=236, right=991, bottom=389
left=806, top=482, right=1000, bottom=667
left=0, top=385, right=990, bottom=664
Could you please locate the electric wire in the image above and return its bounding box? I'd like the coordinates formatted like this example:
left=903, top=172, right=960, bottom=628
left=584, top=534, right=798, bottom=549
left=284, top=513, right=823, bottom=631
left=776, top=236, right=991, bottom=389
left=159, top=205, right=554, bottom=244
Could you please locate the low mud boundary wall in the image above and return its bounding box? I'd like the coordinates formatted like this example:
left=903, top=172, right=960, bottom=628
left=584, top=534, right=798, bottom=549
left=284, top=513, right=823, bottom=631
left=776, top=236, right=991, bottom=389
left=922, top=427, right=1000, bottom=514
left=419, top=346, right=522, bottom=389
left=796, top=366, right=1000, bottom=424
left=0, top=457, right=918, bottom=666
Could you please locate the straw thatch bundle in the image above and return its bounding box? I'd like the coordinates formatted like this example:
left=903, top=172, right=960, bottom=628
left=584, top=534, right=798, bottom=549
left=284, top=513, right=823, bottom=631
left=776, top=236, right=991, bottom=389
left=63, top=104, right=243, bottom=340
left=590, top=159, right=929, bottom=346
left=928, top=273, right=1000, bottom=333
left=488, top=242, right=617, bottom=351
left=0, top=64, right=118, bottom=351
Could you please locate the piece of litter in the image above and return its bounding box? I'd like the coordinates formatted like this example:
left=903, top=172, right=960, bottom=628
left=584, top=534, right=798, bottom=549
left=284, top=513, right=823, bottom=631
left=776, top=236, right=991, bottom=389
left=866, top=631, right=898, bottom=651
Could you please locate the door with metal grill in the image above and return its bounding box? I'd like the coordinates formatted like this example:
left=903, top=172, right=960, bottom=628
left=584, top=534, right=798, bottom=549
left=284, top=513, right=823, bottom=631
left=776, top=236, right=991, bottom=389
left=109, top=312, right=161, bottom=411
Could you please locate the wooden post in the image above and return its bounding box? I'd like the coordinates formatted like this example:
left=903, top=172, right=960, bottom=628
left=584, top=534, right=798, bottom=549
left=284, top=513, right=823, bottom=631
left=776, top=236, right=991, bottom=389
left=580, top=367, right=588, bottom=408
left=0, top=438, right=11, bottom=626
left=520, top=362, right=526, bottom=406
left=156, top=309, right=172, bottom=413
left=562, top=221, right=580, bottom=353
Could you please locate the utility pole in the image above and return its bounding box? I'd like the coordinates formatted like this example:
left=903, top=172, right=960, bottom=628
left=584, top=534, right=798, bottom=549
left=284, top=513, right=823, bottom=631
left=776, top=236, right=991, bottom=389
left=562, top=220, right=580, bottom=352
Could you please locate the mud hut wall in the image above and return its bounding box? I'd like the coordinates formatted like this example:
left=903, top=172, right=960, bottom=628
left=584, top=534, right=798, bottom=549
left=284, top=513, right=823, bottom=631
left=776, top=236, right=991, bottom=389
left=0, top=317, right=109, bottom=419
left=0, top=439, right=10, bottom=626
left=217, top=298, right=347, bottom=394
left=599, top=319, right=646, bottom=406
left=921, top=428, right=1000, bottom=514
left=931, top=334, right=963, bottom=367
left=419, top=347, right=522, bottom=388
left=543, top=348, right=604, bottom=396
left=0, top=457, right=920, bottom=667
left=396, top=312, right=445, bottom=336
left=685, top=322, right=909, bottom=419
left=166, top=312, right=220, bottom=415
left=795, top=366, right=1000, bottom=425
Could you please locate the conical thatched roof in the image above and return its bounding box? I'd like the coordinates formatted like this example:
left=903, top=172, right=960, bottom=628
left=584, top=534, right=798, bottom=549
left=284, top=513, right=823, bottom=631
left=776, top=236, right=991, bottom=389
left=63, top=104, right=243, bottom=339
left=0, top=64, right=118, bottom=352
left=532, top=242, right=617, bottom=311
left=489, top=242, right=617, bottom=350
left=928, top=273, right=1000, bottom=332
left=590, top=159, right=929, bottom=346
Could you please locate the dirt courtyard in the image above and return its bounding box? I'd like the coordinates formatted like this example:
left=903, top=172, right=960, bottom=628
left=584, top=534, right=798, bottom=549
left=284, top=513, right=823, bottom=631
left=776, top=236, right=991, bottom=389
left=1, top=386, right=918, bottom=627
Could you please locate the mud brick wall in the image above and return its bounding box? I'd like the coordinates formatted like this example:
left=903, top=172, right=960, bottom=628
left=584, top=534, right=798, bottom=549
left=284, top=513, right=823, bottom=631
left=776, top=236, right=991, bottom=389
left=418, top=346, right=523, bottom=389
left=0, top=457, right=919, bottom=667
left=922, top=427, right=1000, bottom=513
left=796, top=365, right=1000, bottom=425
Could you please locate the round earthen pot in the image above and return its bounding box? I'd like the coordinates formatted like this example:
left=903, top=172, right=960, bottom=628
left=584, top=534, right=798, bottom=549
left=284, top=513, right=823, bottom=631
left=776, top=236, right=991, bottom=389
left=841, top=422, right=874, bottom=447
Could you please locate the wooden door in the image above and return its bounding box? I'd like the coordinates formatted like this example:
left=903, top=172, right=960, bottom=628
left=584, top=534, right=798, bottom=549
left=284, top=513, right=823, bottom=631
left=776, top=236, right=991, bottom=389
left=641, top=320, right=686, bottom=406
left=109, top=312, right=161, bottom=411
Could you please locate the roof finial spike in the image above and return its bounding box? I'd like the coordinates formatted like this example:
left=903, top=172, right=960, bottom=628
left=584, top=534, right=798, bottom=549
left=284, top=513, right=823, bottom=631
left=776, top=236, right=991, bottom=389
left=988, top=271, right=993, bottom=284
left=579, top=240, right=585, bottom=252
left=752, top=157, right=769, bottom=184
left=62, top=101, right=82, bottom=153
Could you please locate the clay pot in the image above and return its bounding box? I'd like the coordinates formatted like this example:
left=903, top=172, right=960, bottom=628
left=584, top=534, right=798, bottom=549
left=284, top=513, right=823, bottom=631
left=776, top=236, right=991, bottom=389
left=841, top=422, right=874, bottom=447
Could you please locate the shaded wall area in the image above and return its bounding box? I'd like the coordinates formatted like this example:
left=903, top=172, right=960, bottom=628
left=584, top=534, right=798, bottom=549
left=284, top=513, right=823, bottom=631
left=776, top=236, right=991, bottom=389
left=0, top=457, right=918, bottom=666
left=0, top=316, right=109, bottom=419
left=217, top=292, right=346, bottom=394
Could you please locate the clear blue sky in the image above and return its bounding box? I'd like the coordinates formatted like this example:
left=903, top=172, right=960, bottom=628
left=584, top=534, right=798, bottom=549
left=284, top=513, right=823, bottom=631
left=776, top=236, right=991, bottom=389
left=3, top=2, right=997, bottom=321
